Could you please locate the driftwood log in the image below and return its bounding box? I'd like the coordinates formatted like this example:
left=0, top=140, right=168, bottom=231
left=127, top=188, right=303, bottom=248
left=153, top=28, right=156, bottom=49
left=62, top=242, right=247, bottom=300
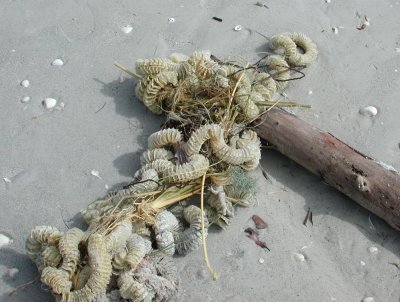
left=254, top=108, right=400, bottom=230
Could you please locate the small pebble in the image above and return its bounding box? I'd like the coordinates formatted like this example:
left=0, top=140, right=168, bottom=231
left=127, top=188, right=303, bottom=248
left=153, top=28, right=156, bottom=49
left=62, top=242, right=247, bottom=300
left=293, top=252, right=305, bottom=262
left=121, top=25, right=133, bottom=34
left=368, top=246, right=378, bottom=253
left=51, top=59, right=64, bottom=66
left=42, top=98, right=57, bottom=109
left=20, top=80, right=30, bottom=87
left=362, top=297, right=375, bottom=302
left=359, top=106, right=378, bottom=117
left=258, top=257, right=265, bottom=264
left=234, top=25, right=243, bottom=31
left=332, top=27, right=339, bottom=34
left=21, top=96, right=31, bottom=103
left=168, top=17, right=175, bottom=23
left=0, top=233, right=12, bottom=248
left=7, top=268, right=19, bottom=279
left=3, top=177, right=11, bottom=183
left=360, top=260, right=366, bottom=266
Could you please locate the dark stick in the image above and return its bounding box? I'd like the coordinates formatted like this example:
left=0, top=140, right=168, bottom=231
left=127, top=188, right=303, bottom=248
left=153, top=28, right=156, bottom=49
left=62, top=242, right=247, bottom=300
left=254, top=108, right=400, bottom=230
left=303, top=208, right=310, bottom=226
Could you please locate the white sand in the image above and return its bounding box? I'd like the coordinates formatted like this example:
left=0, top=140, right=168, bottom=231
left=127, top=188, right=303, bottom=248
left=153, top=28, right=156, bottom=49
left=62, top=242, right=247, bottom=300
left=0, top=0, right=399, bottom=301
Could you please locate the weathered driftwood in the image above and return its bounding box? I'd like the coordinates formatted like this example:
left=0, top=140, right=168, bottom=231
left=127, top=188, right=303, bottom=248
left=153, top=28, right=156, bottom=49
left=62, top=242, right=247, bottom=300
left=254, top=108, right=400, bottom=230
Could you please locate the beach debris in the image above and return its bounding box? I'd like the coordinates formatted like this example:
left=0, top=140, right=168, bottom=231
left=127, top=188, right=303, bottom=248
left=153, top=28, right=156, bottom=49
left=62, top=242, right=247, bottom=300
left=212, top=17, right=223, bottom=22
left=7, top=268, right=19, bottom=279
left=389, top=262, right=400, bottom=269
left=42, top=98, right=57, bottom=109
left=258, top=257, right=265, bottom=264
left=20, top=80, right=30, bottom=88
left=359, top=105, right=378, bottom=117
left=303, top=208, right=313, bottom=226
left=234, top=25, right=243, bottom=31
left=368, top=246, right=378, bottom=253
left=0, top=233, right=12, bottom=248
left=255, top=239, right=270, bottom=251
left=293, top=252, right=306, bottom=262
left=360, top=261, right=366, bottom=266
left=357, top=16, right=370, bottom=30
left=362, top=297, right=375, bottom=302
left=308, top=90, right=313, bottom=95
left=244, top=227, right=259, bottom=237
left=51, top=59, right=64, bottom=66
left=332, top=27, right=339, bottom=34
left=245, top=227, right=270, bottom=251
left=168, top=17, right=175, bottom=23
left=121, top=25, right=133, bottom=34
left=255, top=1, right=269, bottom=8
left=21, top=96, right=31, bottom=103
left=90, top=170, right=102, bottom=179
left=325, top=0, right=331, bottom=3
left=3, top=177, right=12, bottom=183
left=396, top=48, right=400, bottom=53
left=252, top=214, right=268, bottom=229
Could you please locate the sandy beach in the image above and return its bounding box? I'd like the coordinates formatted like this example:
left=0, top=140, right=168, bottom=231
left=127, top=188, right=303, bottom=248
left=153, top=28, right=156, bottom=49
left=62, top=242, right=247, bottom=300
left=1, top=0, right=400, bottom=301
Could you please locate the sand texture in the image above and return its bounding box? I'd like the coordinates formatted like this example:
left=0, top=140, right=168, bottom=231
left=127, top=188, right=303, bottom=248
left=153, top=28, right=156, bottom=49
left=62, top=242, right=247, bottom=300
left=1, top=0, right=400, bottom=301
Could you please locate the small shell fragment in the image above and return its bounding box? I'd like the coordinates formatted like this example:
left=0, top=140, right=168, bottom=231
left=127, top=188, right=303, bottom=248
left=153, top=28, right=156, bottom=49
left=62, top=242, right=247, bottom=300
left=42, top=98, right=57, bottom=109
left=360, top=260, right=366, bottom=266
left=395, top=48, right=400, bottom=53
left=3, top=177, right=11, bottom=183
left=293, top=252, right=305, bottom=262
left=21, top=96, right=31, bottom=103
left=121, top=25, right=133, bottom=34
left=21, top=80, right=30, bottom=87
left=252, top=215, right=268, bottom=229
left=51, top=59, right=64, bottom=66
left=0, top=233, right=12, bottom=248
left=168, top=18, right=175, bottom=23
left=91, top=170, right=102, bottom=179
left=368, top=246, right=378, bottom=253
left=308, top=90, right=313, bottom=95
left=234, top=25, right=243, bottom=31
left=359, top=106, right=378, bottom=117
left=325, top=0, right=331, bottom=3
left=362, top=297, right=375, bottom=302
left=332, top=27, right=339, bottom=34
left=258, top=257, right=265, bottom=264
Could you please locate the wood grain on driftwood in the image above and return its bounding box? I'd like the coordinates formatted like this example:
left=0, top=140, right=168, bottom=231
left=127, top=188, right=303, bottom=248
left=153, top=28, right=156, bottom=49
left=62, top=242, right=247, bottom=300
left=254, top=108, right=400, bottom=230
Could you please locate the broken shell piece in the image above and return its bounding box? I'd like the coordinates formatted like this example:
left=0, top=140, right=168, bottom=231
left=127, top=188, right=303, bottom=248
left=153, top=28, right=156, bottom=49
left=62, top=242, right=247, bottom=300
left=21, top=96, right=31, bottom=103
left=362, top=298, right=375, bottom=302
left=258, top=258, right=265, bottom=264
left=0, top=233, right=12, bottom=248
left=121, top=25, right=133, bottom=34
left=368, top=246, right=378, bottom=253
left=51, top=59, right=64, bottom=66
left=252, top=215, right=268, bottom=229
left=168, top=17, right=175, bottom=23
left=90, top=170, right=101, bottom=179
left=21, top=80, right=30, bottom=87
left=234, top=25, right=243, bottom=31
left=3, top=177, right=11, bottom=183
left=395, top=48, right=400, bottom=53
left=293, top=252, right=305, bottom=262
left=332, top=27, right=339, bottom=34
left=42, top=98, right=57, bottom=109
left=359, top=106, right=378, bottom=117
left=325, top=0, right=331, bottom=3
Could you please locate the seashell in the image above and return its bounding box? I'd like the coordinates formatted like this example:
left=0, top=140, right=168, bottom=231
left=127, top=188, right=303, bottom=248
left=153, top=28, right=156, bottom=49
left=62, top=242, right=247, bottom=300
left=0, top=233, right=12, bottom=249
left=293, top=252, right=306, bottom=262
left=258, top=257, right=265, bottom=264
left=121, top=25, right=133, bottom=34
left=368, top=246, right=378, bottom=253
left=332, top=27, right=339, bottom=34
left=362, top=297, right=375, bottom=302
left=168, top=17, right=175, bottom=23
left=20, top=79, right=30, bottom=87
left=234, top=25, right=243, bottom=31
left=359, top=106, right=378, bottom=117
left=51, top=59, right=64, bottom=66
left=42, top=98, right=57, bottom=109
left=21, top=96, right=31, bottom=103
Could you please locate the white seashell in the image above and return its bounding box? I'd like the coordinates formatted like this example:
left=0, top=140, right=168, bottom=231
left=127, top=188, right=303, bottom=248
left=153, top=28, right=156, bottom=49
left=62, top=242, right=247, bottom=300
left=332, top=27, right=339, bottom=34
left=293, top=252, right=305, bottom=262
left=51, top=59, right=64, bottom=66
left=0, top=233, right=12, bottom=248
left=20, top=80, right=30, bottom=87
left=168, top=17, right=175, bottom=23
left=362, top=297, right=375, bottom=302
left=90, top=170, right=102, bottom=179
left=360, top=260, right=366, bottom=266
left=7, top=268, right=19, bottom=279
left=308, top=90, right=313, bottom=95
left=325, top=0, right=331, bottom=2
left=368, top=246, right=378, bottom=253
left=105, top=184, right=109, bottom=189
left=42, top=98, right=57, bottom=109
left=21, top=96, right=31, bottom=103
left=395, top=69, right=398, bottom=72
left=258, top=258, right=265, bottom=264
left=359, top=106, right=378, bottom=117
left=395, top=48, right=400, bottom=53
left=234, top=25, right=243, bottom=31
left=121, top=25, right=133, bottom=34
left=3, top=177, right=11, bottom=183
